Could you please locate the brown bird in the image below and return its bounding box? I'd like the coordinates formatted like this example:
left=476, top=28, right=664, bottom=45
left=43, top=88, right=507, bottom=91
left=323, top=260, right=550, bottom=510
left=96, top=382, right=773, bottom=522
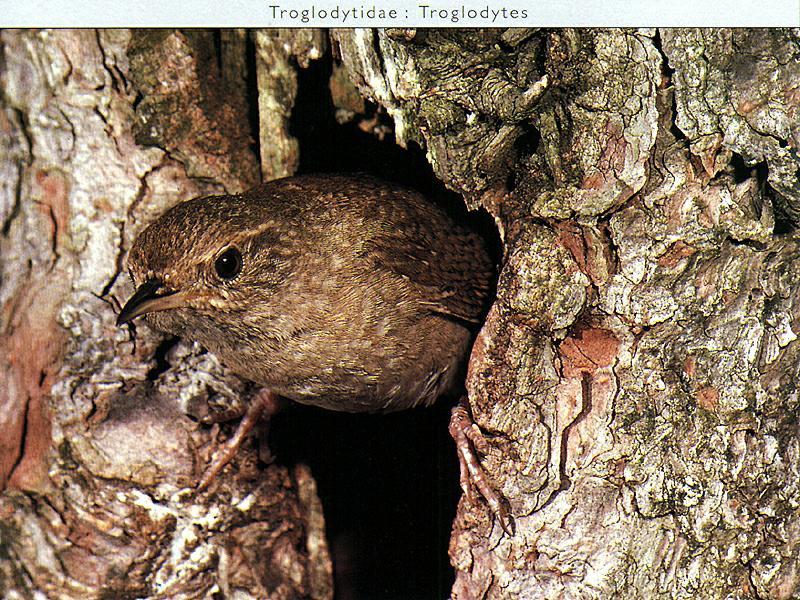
left=117, top=174, right=508, bottom=530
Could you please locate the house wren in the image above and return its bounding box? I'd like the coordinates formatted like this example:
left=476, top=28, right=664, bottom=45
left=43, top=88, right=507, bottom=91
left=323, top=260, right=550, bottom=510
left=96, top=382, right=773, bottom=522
left=118, top=174, right=508, bottom=530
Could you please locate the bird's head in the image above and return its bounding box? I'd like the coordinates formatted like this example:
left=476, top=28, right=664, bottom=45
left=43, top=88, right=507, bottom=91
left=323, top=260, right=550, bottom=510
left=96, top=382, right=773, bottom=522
left=117, top=193, right=290, bottom=337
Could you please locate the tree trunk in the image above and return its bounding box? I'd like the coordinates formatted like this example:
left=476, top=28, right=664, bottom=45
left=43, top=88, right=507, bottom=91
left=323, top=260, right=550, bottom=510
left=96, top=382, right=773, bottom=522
left=0, top=29, right=331, bottom=599
left=2, top=27, right=799, bottom=600
left=332, top=28, right=800, bottom=599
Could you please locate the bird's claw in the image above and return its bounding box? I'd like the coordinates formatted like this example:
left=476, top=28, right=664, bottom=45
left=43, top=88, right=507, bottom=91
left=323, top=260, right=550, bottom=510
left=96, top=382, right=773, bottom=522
left=197, top=389, right=281, bottom=490
left=449, top=402, right=513, bottom=535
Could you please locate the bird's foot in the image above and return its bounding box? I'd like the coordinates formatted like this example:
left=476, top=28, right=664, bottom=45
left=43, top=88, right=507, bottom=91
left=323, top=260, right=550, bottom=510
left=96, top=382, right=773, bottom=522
left=200, top=392, right=249, bottom=425
left=449, top=401, right=513, bottom=535
left=198, top=389, right=282, bottom=490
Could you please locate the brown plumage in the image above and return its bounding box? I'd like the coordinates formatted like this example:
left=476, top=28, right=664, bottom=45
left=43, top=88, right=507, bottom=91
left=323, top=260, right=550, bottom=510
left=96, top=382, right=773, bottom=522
left=119, top=174, right=493, bottom=413
left=118, top=173, right=511, bottom=530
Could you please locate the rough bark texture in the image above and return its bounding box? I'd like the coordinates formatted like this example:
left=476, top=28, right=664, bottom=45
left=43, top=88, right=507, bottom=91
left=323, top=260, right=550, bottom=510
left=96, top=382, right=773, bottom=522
left=332, top=28, right=800, bottom=599
left=2, top=26, right=799, bottom=600
left=0, top=29, right=331, bottom=599
left=254, top=29, right=327, bottom=181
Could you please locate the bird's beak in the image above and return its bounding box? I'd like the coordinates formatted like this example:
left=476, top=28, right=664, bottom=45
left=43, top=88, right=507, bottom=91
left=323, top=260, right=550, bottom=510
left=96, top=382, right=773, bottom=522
left=117, top=279, right=188, bottom=325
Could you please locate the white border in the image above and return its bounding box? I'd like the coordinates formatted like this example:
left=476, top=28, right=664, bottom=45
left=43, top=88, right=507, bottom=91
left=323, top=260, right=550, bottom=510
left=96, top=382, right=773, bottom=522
left=4, top=0, right=799, bottom=27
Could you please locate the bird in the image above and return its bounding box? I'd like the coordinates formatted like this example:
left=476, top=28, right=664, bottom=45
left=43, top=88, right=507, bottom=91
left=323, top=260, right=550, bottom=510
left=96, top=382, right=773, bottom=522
left=117, top=173, right=508, bottom=530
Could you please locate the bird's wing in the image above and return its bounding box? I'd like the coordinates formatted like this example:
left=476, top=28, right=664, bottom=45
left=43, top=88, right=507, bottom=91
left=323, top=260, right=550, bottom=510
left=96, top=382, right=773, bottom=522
left=288, top=173, right=495, bottom=324
left=363, top=223, right=493, bottom=324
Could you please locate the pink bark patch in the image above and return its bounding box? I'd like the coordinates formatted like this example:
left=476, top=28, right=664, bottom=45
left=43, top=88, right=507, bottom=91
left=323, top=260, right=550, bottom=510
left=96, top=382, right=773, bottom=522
left=559, top=327, right=620, bottom=377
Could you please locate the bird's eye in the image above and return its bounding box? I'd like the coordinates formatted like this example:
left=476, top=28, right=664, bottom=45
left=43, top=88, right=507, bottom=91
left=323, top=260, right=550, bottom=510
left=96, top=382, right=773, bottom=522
left=214, top=247, right=243, bottom=280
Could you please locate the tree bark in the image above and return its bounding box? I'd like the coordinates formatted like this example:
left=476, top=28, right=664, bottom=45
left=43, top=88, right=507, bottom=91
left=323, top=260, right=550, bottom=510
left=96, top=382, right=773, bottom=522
left=333, top=28, right=800, bottom=599
left=0, top=29, right=331, bottom=599
left=2, top=26, right=799, bottom=600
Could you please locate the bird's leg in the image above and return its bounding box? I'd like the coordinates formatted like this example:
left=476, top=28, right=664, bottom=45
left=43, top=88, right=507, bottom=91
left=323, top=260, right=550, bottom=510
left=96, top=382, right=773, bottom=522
left=449, top=400, right=512, bottom=535
left=198, top=388, right=282, bottom=490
